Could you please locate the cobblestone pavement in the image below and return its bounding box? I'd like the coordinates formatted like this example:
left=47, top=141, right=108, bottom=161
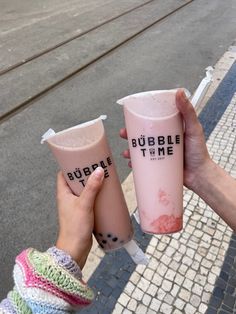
left=79, top=62, right=236, bottom=314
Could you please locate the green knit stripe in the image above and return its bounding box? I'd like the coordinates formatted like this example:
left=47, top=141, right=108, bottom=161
left=27, top=249, right=94, bottom=301
left=8, top=289, right=32, bottom=314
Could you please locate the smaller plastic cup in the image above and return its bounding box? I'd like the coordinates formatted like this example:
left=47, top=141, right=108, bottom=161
left=42, top=116, right=134, bottom=251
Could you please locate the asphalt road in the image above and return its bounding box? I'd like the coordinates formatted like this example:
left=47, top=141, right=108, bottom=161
left=0, top=0, right=236, bottom=298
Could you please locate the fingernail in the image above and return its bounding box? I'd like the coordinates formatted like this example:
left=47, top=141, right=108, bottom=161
left=93, top=167, right=104, bottom=179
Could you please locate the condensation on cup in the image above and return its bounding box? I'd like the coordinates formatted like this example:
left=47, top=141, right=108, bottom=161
left=41, top=116, right=134, bottom=252
left=118, top=90, right=184, bottom=235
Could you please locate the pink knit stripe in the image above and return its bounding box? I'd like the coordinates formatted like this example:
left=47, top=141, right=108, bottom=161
left=16, top=250, right=91, bottom=306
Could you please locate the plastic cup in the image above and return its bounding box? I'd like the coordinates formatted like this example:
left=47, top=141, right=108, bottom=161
left=42, top=116, right=134, bottom=251
left=118, top=90, right=184, bottom=234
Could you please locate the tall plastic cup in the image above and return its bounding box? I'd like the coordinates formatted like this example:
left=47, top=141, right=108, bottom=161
left=42, top=116, right=133, bottom=251
left=118, top=90, right=184, bottom=234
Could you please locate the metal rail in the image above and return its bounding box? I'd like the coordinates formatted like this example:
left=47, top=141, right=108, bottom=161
left=0, top=0, right=194, bottom=124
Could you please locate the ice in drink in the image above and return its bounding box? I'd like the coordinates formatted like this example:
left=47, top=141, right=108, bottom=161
left=43, top=117, right=133, bottom=251
left=118, top=90, right=184, bottom=234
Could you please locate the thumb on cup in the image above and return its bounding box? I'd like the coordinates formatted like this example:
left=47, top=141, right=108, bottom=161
left=79, top=167, right=104, bottom=210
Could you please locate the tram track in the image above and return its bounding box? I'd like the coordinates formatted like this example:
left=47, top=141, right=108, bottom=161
left=0, top=0, right=156, bottom=76
left=0, top=0, right=195, bottom=124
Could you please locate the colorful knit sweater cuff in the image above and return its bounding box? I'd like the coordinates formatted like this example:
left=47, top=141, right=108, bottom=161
left=0, top=247, right=94, bottom=314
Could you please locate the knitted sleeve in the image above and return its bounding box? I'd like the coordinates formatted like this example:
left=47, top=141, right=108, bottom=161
left=0, top=247, right=94, bottom=313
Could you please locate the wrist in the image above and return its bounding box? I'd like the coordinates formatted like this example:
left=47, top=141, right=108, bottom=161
left=187, top=158, right=217, bottom=194
left=56, top=237, right=92, bottom=269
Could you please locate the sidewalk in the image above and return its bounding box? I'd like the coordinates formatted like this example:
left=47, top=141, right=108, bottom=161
left=80, top=47, right=236, bottom=314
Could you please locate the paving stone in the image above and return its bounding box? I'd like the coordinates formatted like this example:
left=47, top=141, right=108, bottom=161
left=150, top=237, right=158, bottom=247
left=153, top=250, right=163, bottom=259
left=182, top=256, right=193, bottom=266
left=164, top=294, right=174, bottom=305
left=165, top=246, right=176, bottom=257
left=199, top=303, right=208, bottom=313
left=186, top=268, right=197, bottom=279
left=148, top=257, right=159, bottom=271
left=209, top=295, right=222, bottom=308
left=132, top=287, right=144, bottom=301
left=195, top=274, right=207, bottom=286
left=146, top=284, right=157, bottom=297
left=178, top=244, right=187, bottom=254
left=138, top=277, right=150, bottom=292
left=172, top=310, right=183, bottom=314
left=142, top=294, right=152, bottom=306
left=136, top=265, right=146, bottom=275
left=143, top=268, right=155, bottom=281
left=202, top=291, right=211, bottom=303
left=179, top=288, right=191, bottom=302
left=160, top=302, right=173, bottom=314
left=158, top=263, right=168, bottom=277
left=192, top=284, right=203, bottom=296
left=165, top=269, right=176, bottom=281
left=208, top=273, right=217, bottom=285
left=224, top=293, right=236, bottom=308
left=127, top=299, right=137, bottom=312
left=169, top=260, right=180, bottom=272
left=205, top=283, right=214, bottom=293
left=213, top=287, right=225, bottom=299
left=124, top=282, right=135, bottom=295
left=175, top=273, right=185, bottom=285
left=162, top=279, right=172, bottom=292
left=118, top=293, right=130, bottom=307
left=190, top=294, right=201, bottom=307
left=146, top=244, right=156, bottom=255
left=113, top=303, right=124, bottom=314
left=221, top=303, right=233, bottom=313
left=150, top=298, right=161, bottom=311
left=183, top=278, right=193, bottom=290
left=184, top=303, right=197, bottom=314
left=157, top=242, right=167, bottom=252
left=171, top=284, right=180, bottom=297
left=153, top=273, right=163, bottom=286
left=192, top=260, right=200, bottom=271
left=160, top=255, right=171, bottom=266
left=174, top=298, right=185, bottom=310
left=122, top=309, right=132, bottom=314
left=129, top=272, right=141, bottom=285
left=145, top=310, right=156, bottom=314
left=136, top=304, right=148, bottom=314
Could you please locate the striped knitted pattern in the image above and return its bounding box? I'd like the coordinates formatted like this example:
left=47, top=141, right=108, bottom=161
left=14, top=263, right=71, bottom=312
left=8, top=289, right=31, bottom=314
left=0, top=248, right=94, bottom=313
left=47, top=247, right=82, bottom=280
left=16, top=249, right=94, bottom=306
left=0, top=298, right=17, bottom=314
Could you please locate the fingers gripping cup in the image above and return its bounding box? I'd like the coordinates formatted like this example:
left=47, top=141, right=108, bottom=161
left=42, top=116, right=134, bottom=252
left=118, top=90, right=184, bottom=234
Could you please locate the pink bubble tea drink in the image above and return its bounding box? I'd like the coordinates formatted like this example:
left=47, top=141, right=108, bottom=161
left=118, top=90, right=184, bottom=234
left=42, top=116, right=133, bottom=251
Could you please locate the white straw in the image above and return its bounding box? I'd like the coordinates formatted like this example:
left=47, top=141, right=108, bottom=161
left=124, top=240, right=149, bottom=265
left=191, top=66, right=214, bottom=108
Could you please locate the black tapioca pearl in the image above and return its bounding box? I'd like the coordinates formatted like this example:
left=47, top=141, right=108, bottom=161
left=112, top=237, right=118, bottom=242
left=100, top=244, right=104, bottom=249
left=98, top=233, right=103, bottom=237
left=102, top=240, right=107, bottom=244
left=107, top=234, right=112, bottom=238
